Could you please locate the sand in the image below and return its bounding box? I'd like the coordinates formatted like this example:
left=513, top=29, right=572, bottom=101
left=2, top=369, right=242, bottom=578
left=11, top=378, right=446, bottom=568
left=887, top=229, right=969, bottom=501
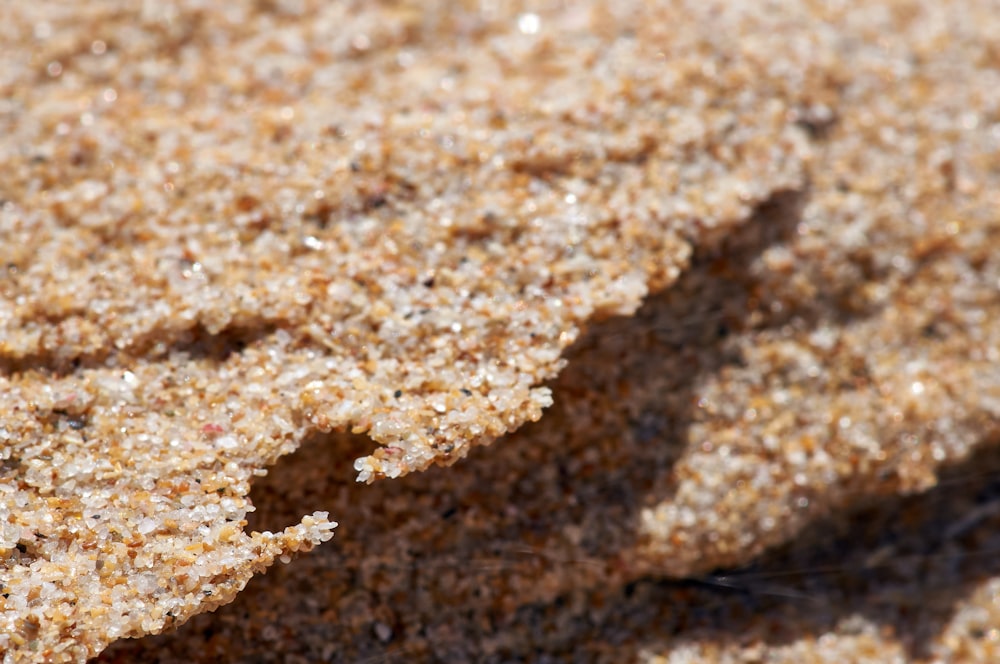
left=2, top=0, right=999, bottom=662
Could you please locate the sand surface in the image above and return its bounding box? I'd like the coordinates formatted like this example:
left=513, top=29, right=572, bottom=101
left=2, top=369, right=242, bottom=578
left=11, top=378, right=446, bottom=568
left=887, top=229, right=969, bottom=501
left=2, top=0, right=999, bottom=662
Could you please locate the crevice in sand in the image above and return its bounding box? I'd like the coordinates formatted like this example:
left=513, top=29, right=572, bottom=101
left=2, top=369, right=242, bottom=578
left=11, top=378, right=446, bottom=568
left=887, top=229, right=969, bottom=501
left=0, top=321, right=280, bottom=379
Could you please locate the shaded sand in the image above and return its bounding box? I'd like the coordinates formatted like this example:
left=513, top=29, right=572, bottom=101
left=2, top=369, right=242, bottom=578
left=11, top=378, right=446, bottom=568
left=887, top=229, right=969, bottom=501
left=2, top=0, right=999, bottom=662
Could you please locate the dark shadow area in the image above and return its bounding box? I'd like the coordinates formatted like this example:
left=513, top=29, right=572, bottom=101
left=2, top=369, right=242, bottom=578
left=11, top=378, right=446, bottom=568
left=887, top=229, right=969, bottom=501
left=243, top=430, right=375, bottom=537
left=693, top=439, right=1000, bottom=660
left=493, top=440, right=1000, bottom=663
